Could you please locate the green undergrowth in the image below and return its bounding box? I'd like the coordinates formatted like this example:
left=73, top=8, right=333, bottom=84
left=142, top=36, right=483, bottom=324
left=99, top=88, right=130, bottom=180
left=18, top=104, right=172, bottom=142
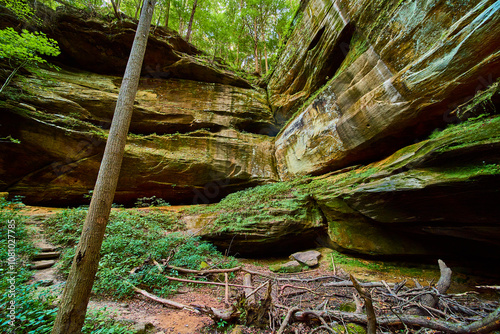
left=0, top=199, right=133, bottom=333
left=327, top=249, right=437, bottom=279
left=0, top=197, right=36, bottom=294
left=44, top=208, right=238, bottom=299
left=456, top=79, right=499, bottom=120
left=428, top=163, right=500, bottom=179
left=187, top=177, right=313, bottom=232
left=306, top=166, right=380, bottom=195
left=429, top=114, right=500, bottom=141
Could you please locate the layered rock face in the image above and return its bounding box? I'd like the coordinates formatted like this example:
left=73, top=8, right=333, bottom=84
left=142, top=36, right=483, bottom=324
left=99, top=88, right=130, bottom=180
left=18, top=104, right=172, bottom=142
left=0, top=69, right=277, bottom=206
left=271, top=0, right=500, bottom=179
left=1, top=2, right=499, bottom=259
left=192, top=111, right=499, bottom=257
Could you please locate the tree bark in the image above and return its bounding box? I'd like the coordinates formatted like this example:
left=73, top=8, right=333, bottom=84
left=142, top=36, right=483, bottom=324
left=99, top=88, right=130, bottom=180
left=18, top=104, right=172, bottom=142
left=50, top=1, right=157, bottom=333
left=110, top=0, right=122, bottom=20
left=350, top=275, right=377, bottom=334
left=262, top=32, right=268, bottom=73
left=134, top=0, right=142, bottom=20
left=253, top=18, right=260, bottom=74
left=185, top=0, right=198, bottom=42
left=164, top=0, right=170, bottom=27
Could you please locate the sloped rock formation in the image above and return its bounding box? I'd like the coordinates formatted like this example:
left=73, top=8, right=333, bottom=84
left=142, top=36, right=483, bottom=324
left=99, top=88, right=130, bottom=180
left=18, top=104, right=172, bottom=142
left=309, top=112, right=500, bottom=257
left=0, top=66, right=278, bottom=206
left=192, top=112, right=499, bottom=257
left=180, top=182, right=326, bottom=256
left=17, top=68, right=276, bottom=135
left=271, top=0, right=500, bottom=179
left=0, top=100, right=277, bottom=206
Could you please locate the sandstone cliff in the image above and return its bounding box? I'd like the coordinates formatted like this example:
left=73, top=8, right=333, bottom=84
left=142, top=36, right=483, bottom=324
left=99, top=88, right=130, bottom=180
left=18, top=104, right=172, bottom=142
left=1, top=1, right=499, bottom=259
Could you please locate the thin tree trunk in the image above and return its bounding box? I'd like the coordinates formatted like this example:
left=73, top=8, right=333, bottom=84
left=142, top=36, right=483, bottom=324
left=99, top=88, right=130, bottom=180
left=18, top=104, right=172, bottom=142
left=0, top=62, right=25, bottom=93
left=235, top=41, right=239, bottom=68
left=185, top=0, right=198, bottom=42
left=262, top=32, right=268, bottom=73
left=253, top=19, right=260, bottom=74
left=165, top=0, right=170, bottom=27
left=134, top=0, right=143, bottom=20
left=110, top=0, right=121, bottom=20
left=50, top=1, right=157, bottom=333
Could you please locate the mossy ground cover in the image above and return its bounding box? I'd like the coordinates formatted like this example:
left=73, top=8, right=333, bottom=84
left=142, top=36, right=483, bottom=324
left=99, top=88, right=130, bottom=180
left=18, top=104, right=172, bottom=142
left=186, top=177, right=312, bottom=233
left=44, top=207, right=238, bottom=299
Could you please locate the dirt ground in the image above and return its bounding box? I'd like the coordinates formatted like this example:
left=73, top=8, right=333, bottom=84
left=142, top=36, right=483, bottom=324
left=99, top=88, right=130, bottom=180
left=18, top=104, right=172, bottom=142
left=25, top=206, right=500, bottom=334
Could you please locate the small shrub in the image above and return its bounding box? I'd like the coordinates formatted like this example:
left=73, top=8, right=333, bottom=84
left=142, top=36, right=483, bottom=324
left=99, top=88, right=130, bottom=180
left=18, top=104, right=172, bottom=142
left=44, top=208, right=237, bottom=298
left=134, top=196, right=170, bottom=207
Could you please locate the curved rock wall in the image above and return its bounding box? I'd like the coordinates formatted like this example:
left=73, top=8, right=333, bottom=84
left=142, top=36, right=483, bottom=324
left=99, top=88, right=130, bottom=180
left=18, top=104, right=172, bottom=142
left=271, top=0, right=500, bottom=179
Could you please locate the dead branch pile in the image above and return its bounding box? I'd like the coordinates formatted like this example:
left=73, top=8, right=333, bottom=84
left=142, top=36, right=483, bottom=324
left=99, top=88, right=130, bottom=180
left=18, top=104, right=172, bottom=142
left=127, top=258, right=500, bottom=333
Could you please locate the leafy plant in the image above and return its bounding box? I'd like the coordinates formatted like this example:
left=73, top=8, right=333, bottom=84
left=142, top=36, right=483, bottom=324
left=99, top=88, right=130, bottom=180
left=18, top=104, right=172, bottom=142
left=0, top=27, right=60, bottom=93
left=44, top=208, right=238, bottom=298
left=0, top=282, right=133, bottom=333
left=134, top=195, right=170, bottom=207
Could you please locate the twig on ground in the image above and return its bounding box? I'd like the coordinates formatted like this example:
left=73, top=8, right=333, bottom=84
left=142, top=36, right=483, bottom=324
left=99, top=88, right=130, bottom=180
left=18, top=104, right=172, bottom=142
left=165, top=275, right=252, bottom=288
left=277, top=306, right=301, bottom=334
left=350, top=274, right=377, bottom=334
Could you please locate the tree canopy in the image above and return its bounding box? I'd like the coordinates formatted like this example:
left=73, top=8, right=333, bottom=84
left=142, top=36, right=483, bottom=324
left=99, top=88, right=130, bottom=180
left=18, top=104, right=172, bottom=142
left=38, top=0, right=300, bottom=75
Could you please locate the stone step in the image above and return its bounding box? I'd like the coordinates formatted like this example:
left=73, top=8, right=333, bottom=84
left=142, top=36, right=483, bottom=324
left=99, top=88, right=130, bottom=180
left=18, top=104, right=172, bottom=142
left=32, top=260, right=56, bottom=270
left=38, top=246, right=58, bottom=252
left=33, top=251, right=61, bottom=260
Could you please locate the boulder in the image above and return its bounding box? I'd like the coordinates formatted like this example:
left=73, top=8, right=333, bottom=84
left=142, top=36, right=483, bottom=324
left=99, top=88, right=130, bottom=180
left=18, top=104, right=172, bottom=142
left=269, top=260, right=303, bottom=273
left=290, top=250, right=321, bottom=267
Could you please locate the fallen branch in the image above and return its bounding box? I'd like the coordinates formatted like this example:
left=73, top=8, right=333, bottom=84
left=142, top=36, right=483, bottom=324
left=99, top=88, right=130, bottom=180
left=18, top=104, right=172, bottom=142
left=241, top=268, right=342, bottom=283
left=476, top=285, right=500, bottom=290
left=245, top=279, right=269, bottom=300
left=131, top=282, right=239, bottom=321
left=243, top=273, right=255, bottom=305
left=323, top=280, right=392, bottom=288
left=130, top=285, right=199, bottom=313
left=224, top=273, right=229, bottom=305
left=293, top=306, right=500, bottom=333
left=165, top=275, right=253, bottom=289
left=420, top=259, right=452, bottom=309
left=277, top=307, right=301, bottom=334
left=279, top=284, right=345, bottom=299
left=351, top=275, right=377, bottom=334
left=165, top=264, right=242, bottom=275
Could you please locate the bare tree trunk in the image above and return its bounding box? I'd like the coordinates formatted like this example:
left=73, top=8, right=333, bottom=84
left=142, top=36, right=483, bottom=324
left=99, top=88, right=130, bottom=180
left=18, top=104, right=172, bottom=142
left=235, top=41, right=239, bottom=68
left=253, top=19, right=260, bottom=74
left=50, top=1, right=157, bottom=333
left=0, top=61, right=26, bottom=93
left=110, top=0, right=121, bottom=20
left=262, top=32, right=268, bottom=73
left=185, top=0, right=198, bottom=42
left=164, top=0, right=170, bottom=27
left=134, top=0, right=143, bottom=19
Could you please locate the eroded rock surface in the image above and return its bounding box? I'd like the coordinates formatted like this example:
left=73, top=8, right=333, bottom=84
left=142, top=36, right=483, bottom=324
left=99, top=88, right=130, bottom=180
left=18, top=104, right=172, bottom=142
left=181, top=182, right=327, bottom=256
left=271, top=0, right=500, bottom=179
left=0, top=67, right=278, bottom=206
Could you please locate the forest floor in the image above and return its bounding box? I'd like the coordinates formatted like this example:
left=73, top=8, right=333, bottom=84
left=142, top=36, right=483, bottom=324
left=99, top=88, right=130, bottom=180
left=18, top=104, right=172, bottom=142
left=24, top=206, right=500, bottom=334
